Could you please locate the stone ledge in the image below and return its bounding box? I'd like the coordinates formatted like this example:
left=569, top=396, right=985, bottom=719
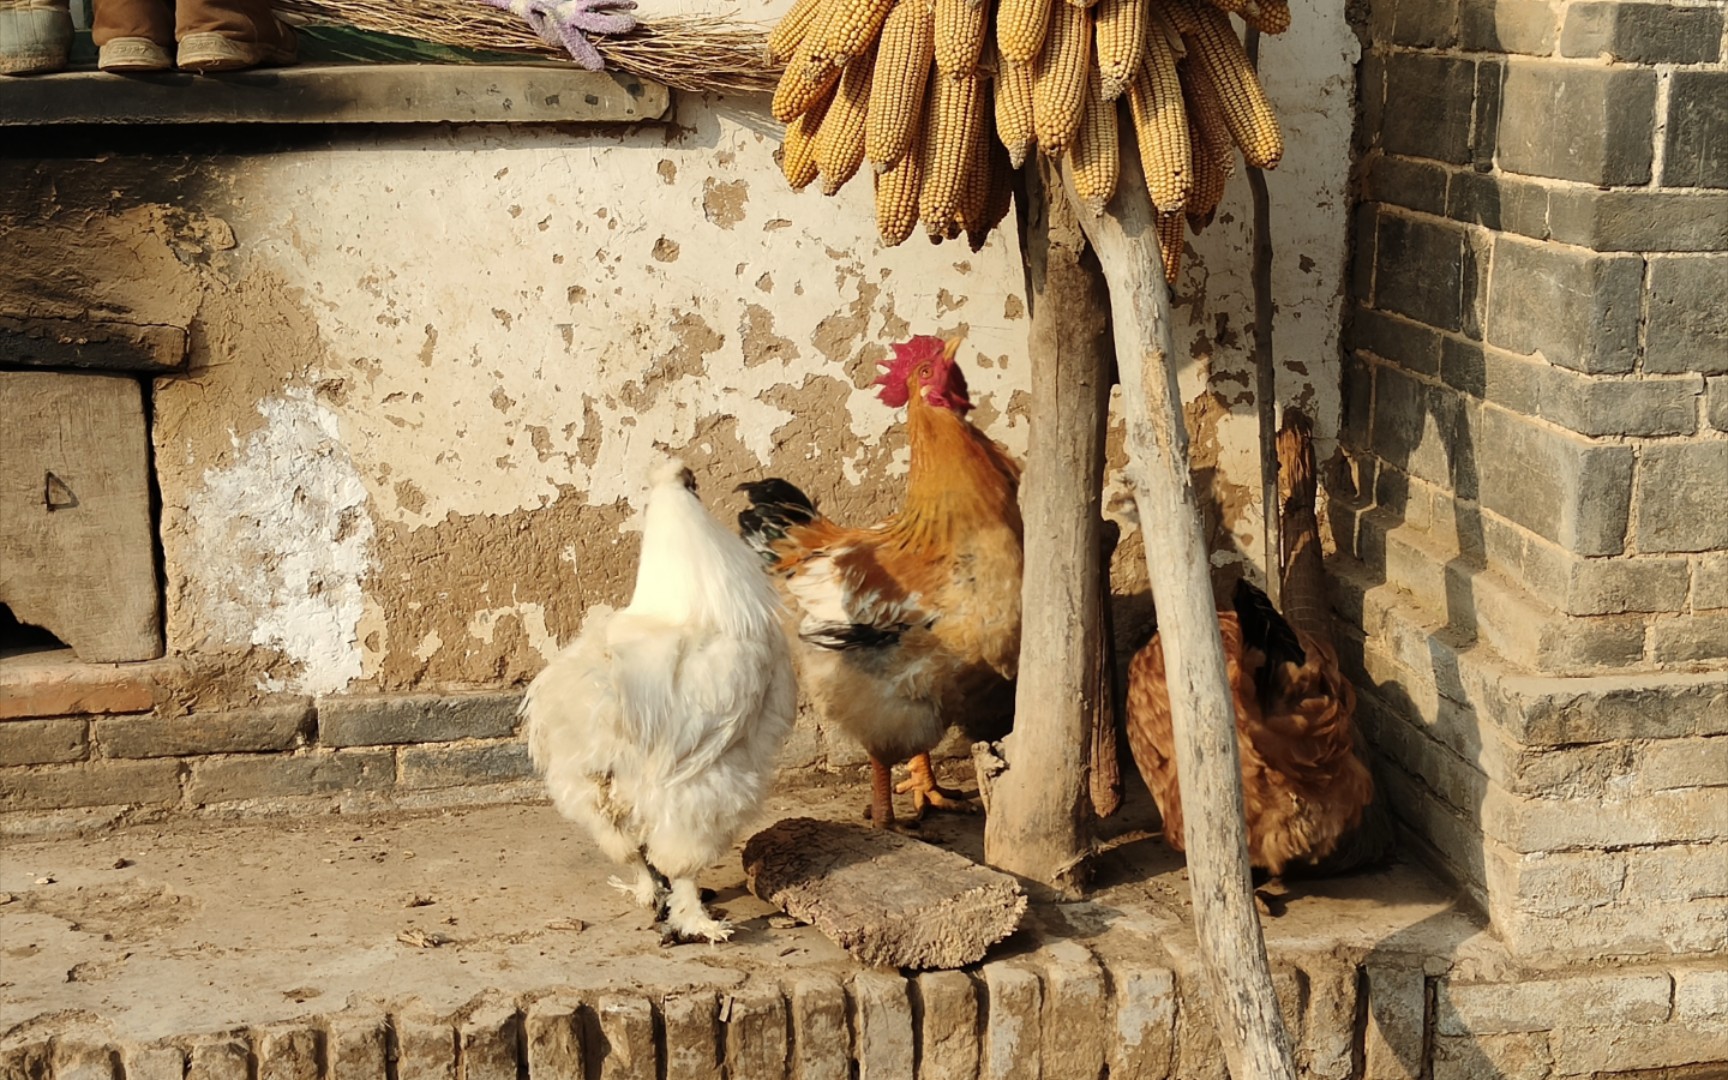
left=0, top=63, right=670, bottom=126
left=0, top=651, right=174, bottom=721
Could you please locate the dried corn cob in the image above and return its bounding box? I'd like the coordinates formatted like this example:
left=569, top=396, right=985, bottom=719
left=1155, top=209, right=1185, bottom=283
left=1032, top=0, right=1091, bottom=155
left=780, top=90, right=831, bottom=189
left=919, top=71, right=986, bottom=237
left=1202, top=0, right=1245, bottom=11
left=867, top=0, right=936, bottom=169
left=875, top=107, right=926, bottom=244
left=815, top=0, right=899, bottom=70
left=1175, top=0, right=1282, bottom=167
left=995, top=0, right=1054, bottom=64
left=934, top=0, right=989, bottom=75
left=994, top=56, right=1038, bottom=167
left=1065, top=0, right=1100, bottom=9
left=968, top=137, right=1016, bottom=251
left=1126, top=12, right=1190, bottom=211
left=1068, top=66, right=1119, bottom=213
left=1240, top=0, right=1290, bottom=34
left=768, top=0, right=827, bottom=62
left=815, top=49, right=877, bottom=194
left=1093, top=0, right=1145, bottom=100
left=956, top=80, right=996, bottom=231
left=773, top=0, right=845, bottom=121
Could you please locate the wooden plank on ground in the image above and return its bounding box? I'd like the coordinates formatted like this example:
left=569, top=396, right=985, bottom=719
left=0, top=63, right=670, bottom=126
left=0, top=371, right=162, bottom=663
left=743, top=817, right=1027, bottom=970
left=0, top=315, right=187, bottom=373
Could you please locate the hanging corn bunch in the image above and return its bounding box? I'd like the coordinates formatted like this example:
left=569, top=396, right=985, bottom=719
left=768, top=0, right=1288, bottom=274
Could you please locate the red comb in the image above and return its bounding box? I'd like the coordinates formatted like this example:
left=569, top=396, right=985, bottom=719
left=873, top=336, right=948, bottom=408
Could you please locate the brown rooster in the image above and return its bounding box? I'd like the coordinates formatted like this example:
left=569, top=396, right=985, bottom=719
left=1125, top=411, right=1374, bottom=876
left=738, top=335, right=1023, bottom=828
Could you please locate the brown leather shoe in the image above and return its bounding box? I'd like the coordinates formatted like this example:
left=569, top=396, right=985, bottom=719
left=91, top=0, right=173, bottom=67
left=175, top=0, right=295, bottom=72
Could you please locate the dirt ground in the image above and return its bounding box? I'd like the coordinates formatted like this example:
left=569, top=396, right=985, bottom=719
left=0, top=775, right=1491, bottom=1046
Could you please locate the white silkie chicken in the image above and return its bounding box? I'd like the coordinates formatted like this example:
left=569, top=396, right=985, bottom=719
left=522, top=456, right=798, bottom=943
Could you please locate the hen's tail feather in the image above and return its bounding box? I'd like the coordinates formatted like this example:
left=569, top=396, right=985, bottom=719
left=1232, top=577, right=1306, bottom=701
left=736, top=478, right=821, bottom=562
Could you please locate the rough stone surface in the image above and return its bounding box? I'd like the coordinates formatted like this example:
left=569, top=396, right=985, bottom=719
left=595, top=994, right=656, bottom=1080
left=1645, top=255, right=1728, bottom=377
left=394, top=1009, right=458, bottom=1080
left=1560, top=2, right=1724, bottom=63
left=93, top=704, right=312, bottom=759
left=1696, top=554, right=1728, bottom=610
left=123, top=1044, right=187, bottom=1080
left=1651, top=612, right=1728, bottom=665
left=185, top=1038, right=249, bottom=1080
left=1486, top=236, right=1642, bottom=375
left=1474, top=407, right=1634, bottom=557
left=256, top=1025, right=319, bottom=1080
left=1038, top=940, right=1106, bottom=1080
left=0, top=717, right=87, bottom=766
left=981, top=963, right=1041, bottom=1080
left=1379, top=54, right=1477, bottom=163
left=398, top=741, right=533, bottom=790
left=1366, top=156, right=1448, bottom=218
left=1635, top=442, right=1728, bottom=555
left=1431, top=1031, right=1552, bottom=1080
left=787, top=977, right=849, bottom=1080
left=1548, top=188, right=1728, bottom=253
left=1459, top=0, right=1557, bottom=54
left=0, top=662, right=157, bottom=720
left=326, top=1015, right=390, bottom=1080
left=523, top=999, right=584, bottom=1080
left=1550, top=1022, right=1728, bottom=1075
left=722, top=986, right=786, bottom=1080
left=316, top=692, right=520, bottom=747
left=1108, top=964, right=1175, bottom=1080
left=1374, top=213, right=1471, bottom=333
left=186, top=749, right=392, bottom=805
left=851, top=971, right=914, bottom=1080
left=1665, top=70, right=1728, bottom=189
left=1711, top=377, right=1728, bottom=433
left=0, top=758, right=181, bottom=811
left=1496, top=61, right=1657, bottom=185
left=1563, top=554, right=1693, bottom=617
left=1303, top=966, right=1360, bottom=1080
left=52, top=1039, right=118, bottom=1080
left=660, top=992, right=719, bottom=1080
left=1438, top=973, right=1673, bottom=1036
left=742, top=817, right=1027, bottom=970
left=459, top=1002, right=521, bottom=1080
left=1502, top=669, right=1728, bottom=744
left=917, top=970, right=981, bottom=1080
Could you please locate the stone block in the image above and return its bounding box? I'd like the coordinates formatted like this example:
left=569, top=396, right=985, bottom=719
left=1108, top=964, right=1175, bottom=1080
left=1484, top=844, right=1627, bottom=919
left=1437, top=972, right=1671, bottom=1036
left=256, top=1026, right=319, bottom=1080
left=1652, top=612, right=1728, bottom=665
left=1486, top=236, right=1642, bottom=375
left=1624, top=843, right=1728, bottom=902
left=851, top=972, right=913, bottom=1080
left=1430, top=1031, right=1551, bottom=1080
left=1369, top=365, right=1471, bottom=495
left=1646, top=255, right=1728, bottom=376
left=0, top=758, right=180, bottom=811
left=1367, top=155, right=1449, bottom=217
left=1380, top=54, right=1476, bottom=164
left=0, top=663, right=157, bottom=720
left=1637, top=738, right=1728, bottom=792
left=788, top=976, right=849, bottom=1080
left=398, top=741, right=533, bottom=789
left=1173, top=979, right=1229, bottom=1080
left=1562, top=554, right=1693, bottom=616
left=185, top=1038, right=250, bottom=1080
left=316, top=691, right=520, bottom=747
left=1544, top=370, right=1701, bottom=440
left=660, top=992, right=719, bottom=1080
left=1636, top=442, right=1728, bottom=554
left=981, top=962, right=1041, bottom=1080
left=523, top=998, right=584, bottom=1079
left=1695, top=554, right=1728, bottom=610
left=0, top=717, right=86, bottom=765
left=1500, top=668, right=1728, bottom=744
left=1350, top=308, right=1443, bottom=375
left=1470, top=60, right=1504, bottom=177
left=1666, top=70, right=1728, bottom=188
left=1038, top=941, right=1105, bottom=1080
left=917, top=970, right=980, bottom=1080
left=1675, top=968, right=1728, bottom=1026
left=1484, top=785, right=1728, bottom=852
left=459, top=1002, right=522, bottom=1080
left=722, top=986, right=786, bottom=1080
left=1712, top=377, right=1728, bottom=433
left=51, top=1039, right=117, bottom=1080
left=1459, top=0, right=1558, bottom=55
left=1551, top=1023, right=1728, bottom=1075
left=1475, top=407, right=1633, bottom=557
left=393, top=1009, right=458, bottom=1080
left=1351, top=203, right=1379, bottom=304
left=595, top=993, right=656, bottom=1080
left=1548, top=189, right=1728, bottom=253
left=1361, top=967, right=1430, bottom=1071
left=1301, top=966, right=1358, bottom=1080
left=326, top=1016, right=390, bottom=1080
left=1497, top=61, right=1656, bottom=185
left=93, top=704, right=311, bottom=759
left=122, top=1045, right=186, bottom=1080
left=186, top=749, right=392, bottom=805
left=1375, top=213, right=1471, bottom=332
left=1560, top=2, right=1723, bottom=63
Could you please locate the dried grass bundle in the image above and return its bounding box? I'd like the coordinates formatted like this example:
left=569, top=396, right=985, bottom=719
left=274, top=0, right=779, bottom=95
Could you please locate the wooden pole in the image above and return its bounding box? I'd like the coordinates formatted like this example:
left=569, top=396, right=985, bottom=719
left=1061, top=158, right=1298, bottom=1079
left=983, top=158, right=1113, bottom=898
left=1245, top=26, right=1282, bottom=605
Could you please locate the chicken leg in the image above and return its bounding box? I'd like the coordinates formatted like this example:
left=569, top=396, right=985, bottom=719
left=895, top=752, right=976, bottom=817
left=867, top=755, right=899, bottom=828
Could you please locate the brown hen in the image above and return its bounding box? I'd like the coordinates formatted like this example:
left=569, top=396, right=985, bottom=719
left=1124, top=411, right=1374, bottom=876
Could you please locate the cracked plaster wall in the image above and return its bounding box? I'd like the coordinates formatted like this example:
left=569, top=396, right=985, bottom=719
left=0, top=2, right=1355, bottom=707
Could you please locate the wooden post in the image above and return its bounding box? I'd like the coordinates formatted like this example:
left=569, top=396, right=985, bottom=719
left=1061, top=158, right=1298, bottom=1079
left=1245, top=27, right=1281, bottom=605
left=982, top=159, right=1113, bottom=898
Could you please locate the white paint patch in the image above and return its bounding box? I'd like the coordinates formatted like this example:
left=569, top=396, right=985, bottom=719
left=187, top=388, right=375, bottom=695
left=467, top=603, right=561, bottom=662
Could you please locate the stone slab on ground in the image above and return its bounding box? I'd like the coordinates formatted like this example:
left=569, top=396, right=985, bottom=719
left=742, top=816, right=1027, bottom=970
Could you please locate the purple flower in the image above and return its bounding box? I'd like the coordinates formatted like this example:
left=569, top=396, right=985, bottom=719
left=478, top=0, right=639, bottom=71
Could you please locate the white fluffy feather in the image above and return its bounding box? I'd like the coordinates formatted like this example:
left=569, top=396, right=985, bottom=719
left=521, top=456, right=797, bottom=942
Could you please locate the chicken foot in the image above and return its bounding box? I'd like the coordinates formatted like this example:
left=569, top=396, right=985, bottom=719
left=657, top=877, right=734, bottom=945
left=896, top=752, right=976, bottom=818
left=864, top=756, right=900, bottom=829
left=607, top=849, right=671, bottom=912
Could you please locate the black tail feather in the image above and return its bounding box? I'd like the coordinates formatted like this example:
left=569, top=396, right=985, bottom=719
left=1232, top=578, right=1306, bottom=699
left=736, top=478, right=820, bottom=562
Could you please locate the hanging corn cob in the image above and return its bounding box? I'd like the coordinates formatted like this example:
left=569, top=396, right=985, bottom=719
left=766, top=0, right=1290, bottom=265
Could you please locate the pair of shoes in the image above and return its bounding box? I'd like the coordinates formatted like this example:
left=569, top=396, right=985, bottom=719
left=92, top=0, right=295, bottom=74
left=0, top=0, right=73, bottom=76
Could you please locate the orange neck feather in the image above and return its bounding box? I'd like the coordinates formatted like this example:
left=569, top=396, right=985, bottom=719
left=890, top=388, right=1022, bottom=548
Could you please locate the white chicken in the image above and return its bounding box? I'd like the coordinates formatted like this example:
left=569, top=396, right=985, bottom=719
left=522, top=456, right=798, bottom=943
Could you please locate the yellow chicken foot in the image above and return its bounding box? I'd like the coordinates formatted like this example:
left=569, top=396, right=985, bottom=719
left=895, top=753, right=976, bottom=819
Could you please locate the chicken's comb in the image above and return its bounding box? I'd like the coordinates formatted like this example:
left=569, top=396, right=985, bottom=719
left=872, top=335, right=952, bottom=409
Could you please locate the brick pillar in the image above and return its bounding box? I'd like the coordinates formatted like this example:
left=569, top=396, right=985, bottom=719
left=1337, top=0, right=1727, bottom=961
